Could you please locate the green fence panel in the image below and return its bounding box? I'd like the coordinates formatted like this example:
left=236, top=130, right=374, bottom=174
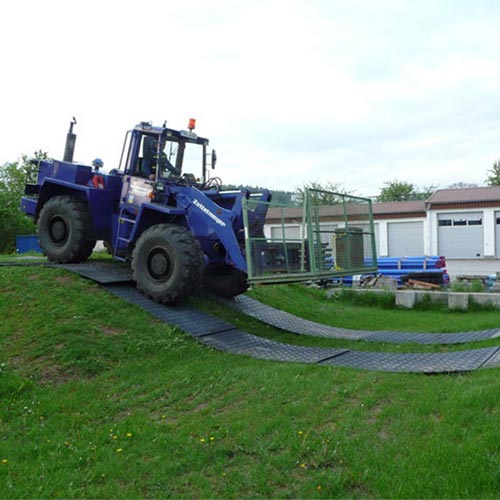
left=243, top=189, right=378, bottom=284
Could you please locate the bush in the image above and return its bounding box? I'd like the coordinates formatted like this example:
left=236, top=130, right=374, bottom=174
left=333, top=288, right=395, bottom=309
left=0, top=152, right=46, bottom=253
left=451, top=279, right=485, bottom=293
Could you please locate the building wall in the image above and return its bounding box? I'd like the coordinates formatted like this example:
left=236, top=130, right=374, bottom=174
left=264, top=206, right=500, bottom=260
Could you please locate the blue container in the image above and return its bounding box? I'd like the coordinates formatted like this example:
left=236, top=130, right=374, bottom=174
left=16, top=235, right=42, bottom=253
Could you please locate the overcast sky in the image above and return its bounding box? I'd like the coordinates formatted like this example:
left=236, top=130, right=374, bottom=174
left=1, top=0, right=500, bottom=196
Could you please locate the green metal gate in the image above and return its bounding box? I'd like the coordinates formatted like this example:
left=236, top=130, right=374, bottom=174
left=242, top=189, right=377, bottom=284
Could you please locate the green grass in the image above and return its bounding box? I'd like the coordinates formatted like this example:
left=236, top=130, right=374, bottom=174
left=0, top=263, right=499, bottom=498
left=248, top=283, right=500, bottom=333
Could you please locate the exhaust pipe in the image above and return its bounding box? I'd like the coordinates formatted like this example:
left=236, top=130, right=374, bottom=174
left=63, top=117, right=77, bottom=162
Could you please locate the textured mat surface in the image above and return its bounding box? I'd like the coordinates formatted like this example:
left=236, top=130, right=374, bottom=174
left=57, top=262, right=133, bottom=284
left=4, top=262, right=500, bottom=373
left=0, top=260, right=133, bottom=284
left=320, top=347, right=497, bottom=373
left=221, top=295, right=500, bottom=345
left=104, top=284, right=500, bottom=373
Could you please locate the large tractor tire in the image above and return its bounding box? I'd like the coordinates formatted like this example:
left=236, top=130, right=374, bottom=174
left=38, top=195, right=96, bottom=263
left=203, top=263, right=249, bottom=298
left=131, top=224, right=204, bottom=304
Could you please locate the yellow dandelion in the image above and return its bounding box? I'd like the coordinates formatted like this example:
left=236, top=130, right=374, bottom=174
left=2, top=459, right=7, bottom=464
left=126, top=432, right=132, bottom=438
left=112, top=435, right=118, bottom=440
left=116, top=448, right=123, bottom=453
left=161, top=415, right=166, bottom=419
left=298, top=431, right=303, bottom=435
left=300, top=463, right=306, bottom=469
left=209, top=436, right=215, bottom=442
left=200, top=438, right=206, bottom=443
left=317, top=485, right=322, bottom=491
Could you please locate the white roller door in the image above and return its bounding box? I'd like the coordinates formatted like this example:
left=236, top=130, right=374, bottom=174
left=270, top=225, right=301, bottom=241
left=388, top=221, right=424, bottom=257
left=494, top=212, right=500, bottom=258
left=438, top=212, right=483, bottom=258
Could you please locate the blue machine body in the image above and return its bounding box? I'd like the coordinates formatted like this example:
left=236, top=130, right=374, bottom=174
left=21, top=122, right=270, bottom=273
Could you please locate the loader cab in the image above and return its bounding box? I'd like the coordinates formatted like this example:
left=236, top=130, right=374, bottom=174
left=118, top=121, right=213, bottom=184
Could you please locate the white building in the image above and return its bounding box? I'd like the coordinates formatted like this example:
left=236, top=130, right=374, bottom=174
left=264, top=186, right=500, bottom=260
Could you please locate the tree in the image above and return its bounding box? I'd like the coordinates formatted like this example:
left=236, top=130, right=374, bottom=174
left=377, top=179, right=436, bottom=202
left=485, top=160, right=500, bottom=186
left=0, top=151, right=47, bottom=253
left=295, top=180, right=352, bottom=205
left=447, top=181, right=480, bottom=189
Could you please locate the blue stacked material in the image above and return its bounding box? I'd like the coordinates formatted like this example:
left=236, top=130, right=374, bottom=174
left=16, top=235, right=43, bottom=254
left=336, top=256, right=449, bottom=286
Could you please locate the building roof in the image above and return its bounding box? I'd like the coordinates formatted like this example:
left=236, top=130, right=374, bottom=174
left=427, top=186, right=500, bottom=204
left=264, top=187, right=500, bottom=224
left=373, top=200, right=426, bottom=215
left=265, top=199, right=426, bottom=224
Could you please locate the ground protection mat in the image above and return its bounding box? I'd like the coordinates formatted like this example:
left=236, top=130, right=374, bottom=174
left=220, top=295, right=500, bottom=345
left=56, top=262, right=133, bottom=284
left=4, top=261, right=500, bottom=372
left=0, top=260, right=133, bottom=284
left=104, top=284, right=500, bottom=373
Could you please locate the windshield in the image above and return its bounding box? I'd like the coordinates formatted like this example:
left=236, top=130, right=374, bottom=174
left=130, top=131, right=205, bottom=180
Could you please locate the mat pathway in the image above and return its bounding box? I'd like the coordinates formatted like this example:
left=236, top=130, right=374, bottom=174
left=3, top=260, right=500, bottom=373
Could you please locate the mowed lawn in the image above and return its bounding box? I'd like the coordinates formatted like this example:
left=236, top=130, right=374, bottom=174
left=0, top=263, right=499, bottom=499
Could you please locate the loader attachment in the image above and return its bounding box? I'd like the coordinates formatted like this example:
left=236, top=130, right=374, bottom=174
left=242, top=188, right=378, bottom=284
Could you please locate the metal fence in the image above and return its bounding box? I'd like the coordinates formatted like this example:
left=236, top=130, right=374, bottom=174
left=242, top=189, right=377, bottom=284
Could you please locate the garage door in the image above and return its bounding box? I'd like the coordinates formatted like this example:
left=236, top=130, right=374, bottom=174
left=438, top=212, right=483, bottom=258
left=388, top=221, right=424, bottom=257
left=270, top=225, right=301, bottom=241
left=494, top=212, right=500, bottom=258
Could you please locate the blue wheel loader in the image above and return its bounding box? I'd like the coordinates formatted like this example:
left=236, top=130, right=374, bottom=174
left=21, top=118, right=271, bottom=303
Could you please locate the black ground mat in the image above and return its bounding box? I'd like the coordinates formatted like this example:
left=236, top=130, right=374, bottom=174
left=0, top=260, right=133, bottom=284
left=104, top=284, right=500, bottom=373
left=56, top=262, right=133, bottom=284
left=105, top=285, right=235, bottom=337
left=4, top=262, right=500, bottom=373
left=221, top=295, right=500, bottom=345
left=482, top=349, right=500, bottom=368
left=202, top=330, right=349, bottom=363
left=320, top=347, right=498, bottom=373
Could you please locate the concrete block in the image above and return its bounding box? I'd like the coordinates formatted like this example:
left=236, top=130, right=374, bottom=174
left=470, top=293, right=500, bottom=307
left=396, top=291, right=416, bottom=308
left=448, top=293, right=469, bottom=310
left=413, top=291, right=448, bottom=304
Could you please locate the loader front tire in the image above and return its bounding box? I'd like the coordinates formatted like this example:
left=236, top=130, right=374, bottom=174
left=132, top=224, right=204, bottom=304
left=203, top=263, right=249, bottom=298
left=38, top=195, right=96, bottom=263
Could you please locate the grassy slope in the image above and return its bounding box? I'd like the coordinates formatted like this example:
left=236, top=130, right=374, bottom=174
left=0, top=265, right=499, bottom=499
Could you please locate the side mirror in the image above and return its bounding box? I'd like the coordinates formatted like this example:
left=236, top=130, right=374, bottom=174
left=211, top=149, right=217, bottom=169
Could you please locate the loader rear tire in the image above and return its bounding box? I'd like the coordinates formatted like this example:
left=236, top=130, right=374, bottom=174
left=38, top=195, right=96, bottom=263
left=203, top=263, right=249, bottom=298
left=132, top=224, right=204, bottom=304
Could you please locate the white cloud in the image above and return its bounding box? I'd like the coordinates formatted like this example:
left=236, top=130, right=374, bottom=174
left=1, top=0, right=500, bottom=196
